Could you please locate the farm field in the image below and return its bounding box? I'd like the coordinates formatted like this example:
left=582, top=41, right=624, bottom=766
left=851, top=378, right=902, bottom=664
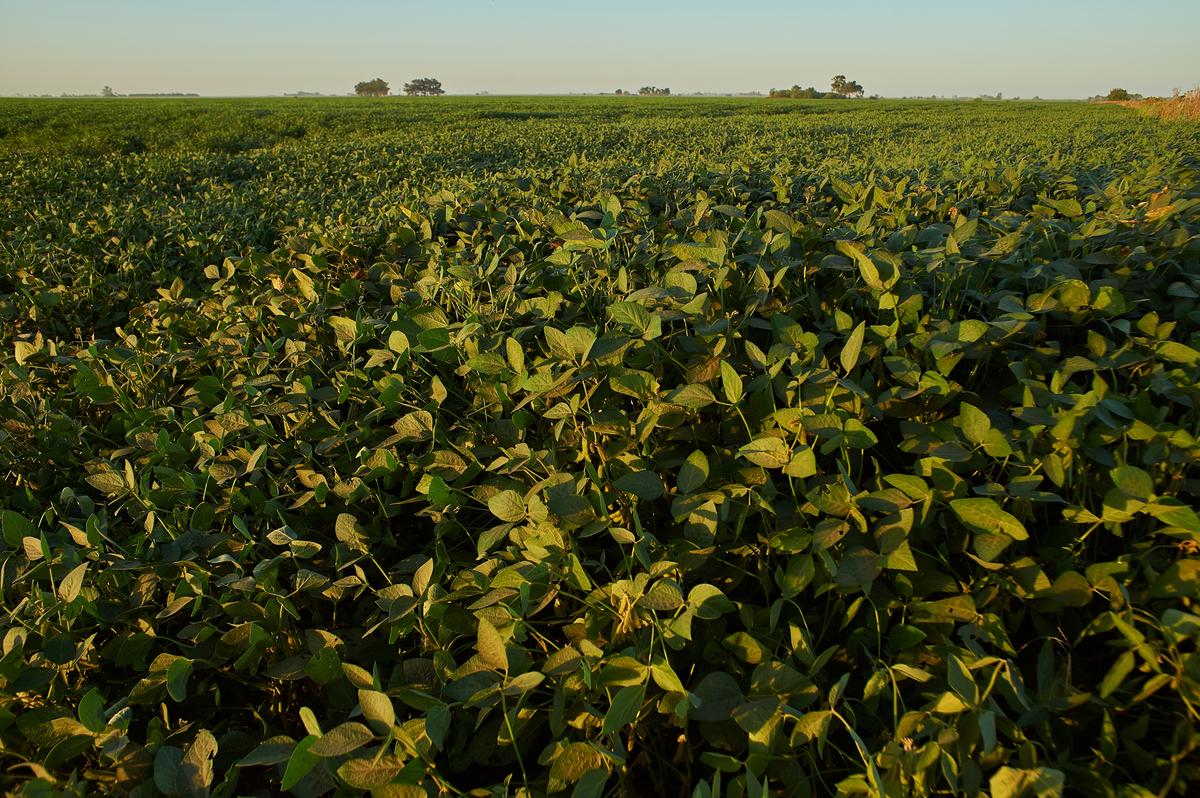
left=1, top=97, right=1199, bottom=797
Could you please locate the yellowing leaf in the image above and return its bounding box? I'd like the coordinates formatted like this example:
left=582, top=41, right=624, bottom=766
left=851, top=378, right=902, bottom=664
left=950, top=498, right=1029, bottom=540
left=840, top=321, right=866, bottom=372
left=357, top=689, right=395, bottom=734
left=737, top=437, right=789, bottom=468
left=487, top=490, right=526, bottom=522
left=308, top=722, right=374, bottom=757
left=476, top=616, right=507, bottom=671
left=58, top=562, right=88, bottom=603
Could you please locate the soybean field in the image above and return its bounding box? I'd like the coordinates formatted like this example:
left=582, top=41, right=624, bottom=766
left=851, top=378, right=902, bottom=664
left=1, top=97, right=1199, bottom=798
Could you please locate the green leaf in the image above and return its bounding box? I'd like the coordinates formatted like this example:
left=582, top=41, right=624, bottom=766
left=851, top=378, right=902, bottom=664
left=1111, top=465, right=1154, bottom=501
left=476, top=616, right=508, bottom=670
left=571, top=769, right=610, bottom=798
left=950, top=498, right=1029, bottom=540
left=337, top=756, right=410, bottom=790
left=1150, top=559, right=1200, bottom=599
left=792, top=710, right=833, bottom=743
left=988, top=767, right=1065, bottom=798
left=889, top=624, right=926, bottom=650
left=691, top=672, right=745, bottom=722
left=959, top=403, right=991, bottom=445
left=785, top=445, right=818, bottom=478
left=291, top=268, right=318, bottom=300
left=1041, top=197, right=1083, bottom=217
left=666, top=383, right=716, bottom=409
left=280, top=736, right=320, bottom=791
left=154, top=746, right=184, bottom=796
left=837, top=240, right=882, bottom=289
left=235, top=737, right=298, bottom=767
left=58, top=562, right=88, bottom=603
left=565, top=326, right=597, bottom=359
left=949, top=319, right=989, bottom=343
left=609, top=368, right=658, bottom=400
left=614, top=470, right=663, bottom=501
left=505, top=337, right=525, bottom=372
left=0, top=510, right=33, bottom=547
left=732, top=696, right=780, bottom=736
left=882, top=541, right=918, bottom=571
left=737, top=437, right=790, bottom=468
left=466, top=352, right=508, bottom=375
left=677, top=450, right=709, bottom=494
left=86, top=470, right=127, bottom=497
left=387, top=330, right=410, bottom=355
left=544, top=326, right=575, bottom=359
left=1159, top=341, right=1200, bottom=366
left=671, top=241, right=726, bottom=265
left=392, top=409, right=434, bottom=442
left=14, top=340, right=38, bottom=365
left=550, top=742, right=606, bottom=783
left=720, top=360, right=743, bottom=403
left=979, top=709, right=998, bottom=752
left=425, top=704, right=450, bottom=749
left=308, top=722, right=374, bottom=757
left=328, top=315, right=359, bottom=345
left=166, top=658, right=193, bottom=703
left=974, top=532, right=1012, bottom=562
left=835, top=547, right=882, bottom=590
left=358, top=689, right=395, bottom=734
left=1099, top=650, right=1135, bottom=698
left=78, top=688, right=107, bottom=733
left=780, top=555, right=815, bottom=598
left=688, top=584, right=735, bottom=620
left=1148, top=501, right=1200, bottom=532
left=946, top=655, right=978, bottom=705
left=884, top=474, right=930, bottom=500
left=723, top=632, right=767, bottom=664
left=987, top=231, right=1022, bottom=256
left=840, top=321, right=866, bottom=372
left=177, top=729, right=217, bottom=798
left=650, top=661, right=686, bottom=695
left=608, top=301, right=651, bottom=332
left=299, top=707, right=322, bottom=736
left=641, top=580, right=684, bottom=611
left=488, top=490, right=527, bottom=522
left=602, top=684, right=645, bottom=735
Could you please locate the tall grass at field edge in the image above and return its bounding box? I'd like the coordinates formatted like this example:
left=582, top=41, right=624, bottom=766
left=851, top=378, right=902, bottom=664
left=1117, top=87, right=1200, bottom=121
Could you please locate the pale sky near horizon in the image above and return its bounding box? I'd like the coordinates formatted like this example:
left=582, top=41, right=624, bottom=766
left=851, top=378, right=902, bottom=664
left=0, top=0, right=1196, bottom=99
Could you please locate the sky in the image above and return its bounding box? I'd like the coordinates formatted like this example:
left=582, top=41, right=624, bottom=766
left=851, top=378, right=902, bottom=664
left=0, top=0, right=1197, bottom=99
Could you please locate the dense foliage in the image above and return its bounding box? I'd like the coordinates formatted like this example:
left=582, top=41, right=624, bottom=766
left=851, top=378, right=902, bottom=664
left=403, top=80, right=445, bottom=98
left=355, top=81, right=391, bottom=98
left=1, top=97, right=1199, bottom=798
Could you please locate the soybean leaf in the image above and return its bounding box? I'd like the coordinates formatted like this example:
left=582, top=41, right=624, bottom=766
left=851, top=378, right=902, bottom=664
left=950, top=498, right=1029, bottom=540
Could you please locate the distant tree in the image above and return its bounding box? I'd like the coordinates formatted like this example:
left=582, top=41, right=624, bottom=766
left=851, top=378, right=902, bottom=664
left=354, top=78, right=390, bottom=97
left=404, top=78, right=445, bottom=96
left=831, top=75, right=864, bottom=98
left=1106, top=88, right=1131, bottom=101
left=769, top=85, right=834, bottom=100
left=614, top=89, right=624, bottom=95
left=638, top=86, right=670, bottom=96
left=101, top=85, right=116, bottom=98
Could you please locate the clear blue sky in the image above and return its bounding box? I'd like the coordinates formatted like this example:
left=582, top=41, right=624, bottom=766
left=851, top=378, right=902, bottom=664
left=1, top=0, right=1196, bottom=98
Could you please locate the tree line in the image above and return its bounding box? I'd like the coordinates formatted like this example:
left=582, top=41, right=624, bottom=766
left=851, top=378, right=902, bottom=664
left=770, top=75, right=865, bottom=99
left=353, top=78, right=445, bottom=97
left=772, top=75, right=868, bottom=99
